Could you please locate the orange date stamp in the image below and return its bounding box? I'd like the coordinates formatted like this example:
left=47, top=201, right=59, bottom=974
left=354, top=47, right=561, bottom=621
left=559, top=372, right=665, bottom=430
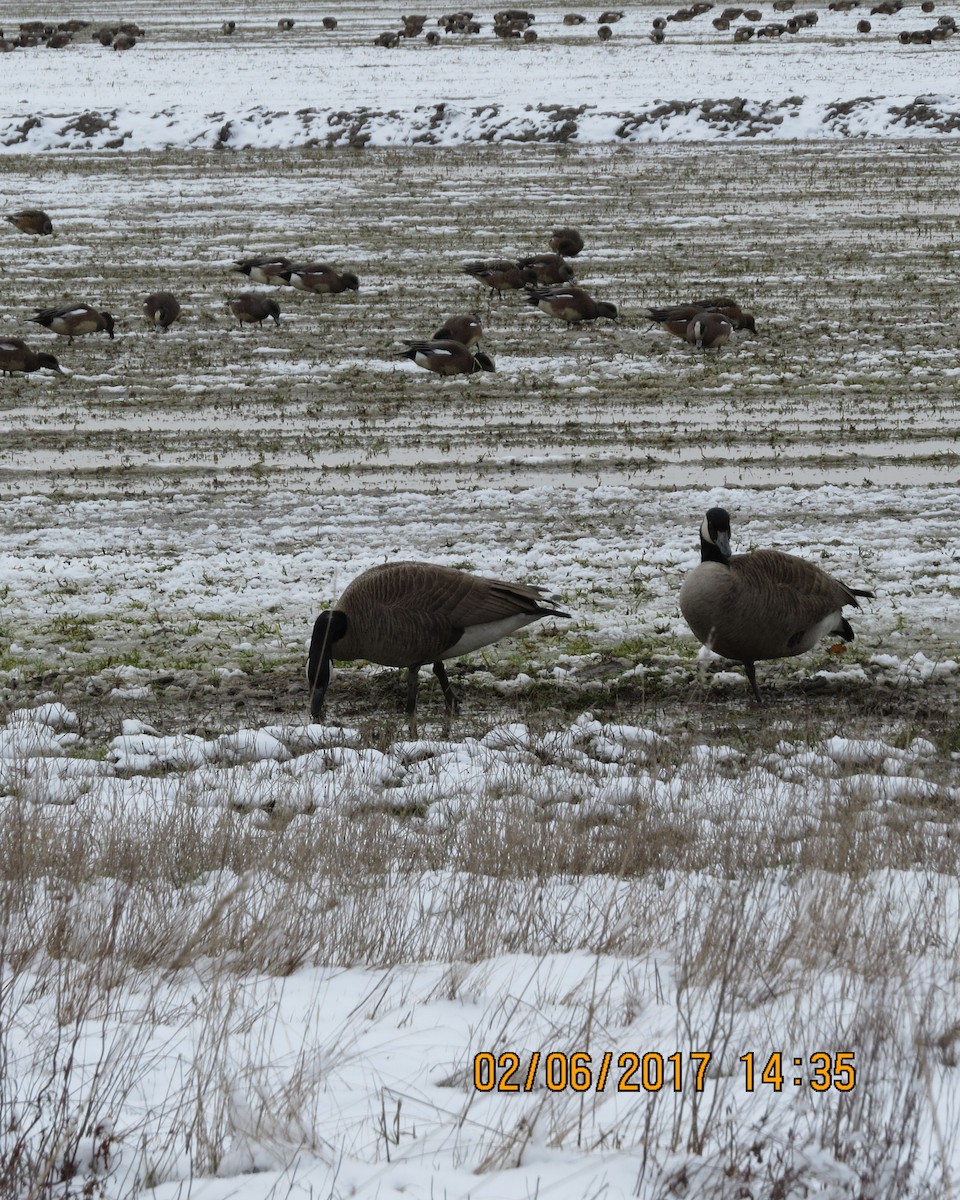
left=473, top=1051, right=856, bottom=1093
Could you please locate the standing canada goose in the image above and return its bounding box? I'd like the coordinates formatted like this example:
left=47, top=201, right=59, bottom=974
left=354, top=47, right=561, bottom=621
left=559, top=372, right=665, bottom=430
left=688, top=311, right=733, bottom=349
left=233, top=255, right=291, bottom=284
left=143, top=291, right=182, bottom=330
left=0, top=337, right=63, bottom=376
left=228, top=293, right=280, bottom=327
left=307, top=561, right=570, bottom=717
left=646, top=298, right=757, bottom=333
left=432, top=313, right=483, bottom=348
left=549, top=227, right=584, bottom=257
left=29, top=304, right=114, bottom=341
left=527, top=285, right=618, bottom=324
left=6, top=208, right=53, bottom=236
left=679, top=507, right=874, bottom=703
left=517, top=252, right=575, bottom=286
left=279, top=264, right=359, bottom=295
left=463, top=260, right=532, bottom=298
left=401, top=339, right=495, bottom=376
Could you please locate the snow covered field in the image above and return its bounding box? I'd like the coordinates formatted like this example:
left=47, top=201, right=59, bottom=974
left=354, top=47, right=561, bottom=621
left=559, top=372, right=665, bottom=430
left=2, top=3, right=960, bottom=1198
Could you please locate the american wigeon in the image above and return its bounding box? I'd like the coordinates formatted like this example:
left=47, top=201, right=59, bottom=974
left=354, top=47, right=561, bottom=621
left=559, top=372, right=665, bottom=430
left=463, top=260, right=532, bottom=297
left=433, top=314, right=483, bottom=348
left=7, top=209, right=53, bottom=236
left=143, top=291, right=182, bottom=330
left=527, top=286, right=618, bottom=324
left=228, top=293, right=280, bottom=327
left=30, top=304, right=114, bottom=341
left=517, top=253, right=575, bottom=286
left=233, top=255, right=291, bottom=284
left=646, top=298, right=756, bottom=332
left=687, top=312, right=733, bottom=349
left=280, top=265, right=360, bottom=294
left=401, top=339, right=495, bottom=375
left=0, top=337, right=63, bottom=376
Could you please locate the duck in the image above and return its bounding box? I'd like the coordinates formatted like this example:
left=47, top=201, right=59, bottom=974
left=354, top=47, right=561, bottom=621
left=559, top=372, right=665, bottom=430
left=228, top=293, right=280, bottom=327
left=527, top=285, right=618, bottom=324
left=549, top=227, right=584, bottom=257
left=463, top=260, right=532, bottom=297
left=432, top=313, right=483, bottom=348
left=7, top=209, right=53, bottom=236
left=279, top=264, right=360, bottom=294
left=646, top=297, right=756, bottom=333
left=143, top=291, right=182, bottom=330
left=29, top=304, right=114, bottom=341
left=688, top=312, right=733, bottom=349
left=679, top=507, right=874, bottom=702
left=401, top=339, right=495, bottom=376
left=517, top=252, right=575, bottom=286
left=232, top=255, right=291, bottom=284
left=0, top=337, right=63, bottom=376
left=307, top=560, right=570, bottom=717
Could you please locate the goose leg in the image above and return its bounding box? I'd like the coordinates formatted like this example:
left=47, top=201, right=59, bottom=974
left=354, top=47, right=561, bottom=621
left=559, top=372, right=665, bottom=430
left=432, top=661, right=460, bottom=713
left=743, top=660, right=763, bottom=704
left=405, top=666, right=421, bottom=714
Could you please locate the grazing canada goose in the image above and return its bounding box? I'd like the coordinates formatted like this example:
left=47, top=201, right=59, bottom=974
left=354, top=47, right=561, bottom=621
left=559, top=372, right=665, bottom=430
left=432, top=313, right=483, bottom=348
left=527, top=285, right=618, bottom=324
left=279, top=264, right=359, bottom=295
left=233, top=255, right=291, bottom=284
left=30, top=304, right=114, bottom=342
left=598, top=23, right=613, bottom=37
left=401, top=339, right=495, bottom=376
left=679, top=507, right=874, bottom=703
left=143, top=291, right=182, bottom=330
left=0, top=337, right=63, bottom=376
left=307, top=561, right=570, bottom=717
left=7, top=208, right=53, bottom=236
left=322, top=16, right=338, bottom=28
left=517, top=252, right=575, bottom=286
left=688, top=312, right=733, bottom=349
left=463, top=260, right=532, bottom=297
left=549, top=227, right=584, bottom=257
left=646, top=298, right=756, bottom=332
left=228, top=293, right=280, bottom=327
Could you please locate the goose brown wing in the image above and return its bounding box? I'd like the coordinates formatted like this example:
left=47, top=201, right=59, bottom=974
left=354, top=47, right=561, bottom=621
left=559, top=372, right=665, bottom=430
left=731, top=550, right=861, bottom=634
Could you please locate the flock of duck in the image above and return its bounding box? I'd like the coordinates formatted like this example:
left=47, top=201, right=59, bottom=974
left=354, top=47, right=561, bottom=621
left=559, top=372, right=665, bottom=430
left=2, top=207, right=870, bottom=715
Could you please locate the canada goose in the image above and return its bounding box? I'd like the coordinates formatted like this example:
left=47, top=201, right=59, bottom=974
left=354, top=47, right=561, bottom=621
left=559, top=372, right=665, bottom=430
left=322, top=16, right=338, bottom=28
left=432, top=313, right=483, bottom=348
left=646, top=298, right=756, bottom=332
left=401, top=339, right=495, bottom=376
left=463, top=260, right=532, bottom=297
left=233, top=255, right=291, bottom=284
left=517, top=253, right=575, bottom=286
left=7, top=208, right=53, bottom=236
left=0, top=337, right=63, bottom=376
left=279, top=265, right=359, bottom=295
left=277, top=17, right=295, bottom=30
left=688, top=312, right=733, bottom=349
left=29, top=305, right=114, bottom=341
left=112, top=33, right=136, bottom=49
left=549, top=227, right=584, bottom=257
left=143, top=291, right=182, bottom=330
left=563, top=13, right=587, bottom=23
left=307, top=561, right=570, bottom=717
left=228, top=293, right=280, bottom=327
left=679, top=507, right=874, bottom=702
left=598, top=23, right=613, bottom=38
left=527, top=286, right=618, bottom=324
